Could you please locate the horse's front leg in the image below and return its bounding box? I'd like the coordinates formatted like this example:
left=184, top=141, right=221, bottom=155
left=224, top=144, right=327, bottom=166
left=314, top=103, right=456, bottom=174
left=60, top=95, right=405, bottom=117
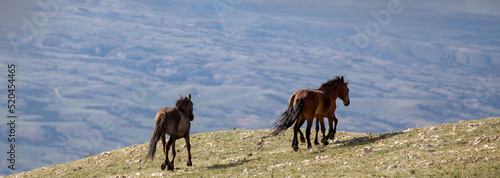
left=327, top=115, right=338, bottom=140
left=319, top=117, right=328, bottom=145
left=332, top=116, right=338, bottom=140
left=326, top=116, right=334, bottom=140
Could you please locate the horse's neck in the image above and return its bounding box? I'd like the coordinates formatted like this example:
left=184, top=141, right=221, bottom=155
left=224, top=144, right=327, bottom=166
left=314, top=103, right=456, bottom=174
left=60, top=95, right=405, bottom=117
left=320, top=85, right=339, bottom=100
left=177, top=108, right=191, bottom=123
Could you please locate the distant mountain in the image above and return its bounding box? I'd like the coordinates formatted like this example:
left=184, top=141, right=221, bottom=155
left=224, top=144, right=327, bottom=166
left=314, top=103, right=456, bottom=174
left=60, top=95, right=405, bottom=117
left=1, top=0, right=499, bottom=175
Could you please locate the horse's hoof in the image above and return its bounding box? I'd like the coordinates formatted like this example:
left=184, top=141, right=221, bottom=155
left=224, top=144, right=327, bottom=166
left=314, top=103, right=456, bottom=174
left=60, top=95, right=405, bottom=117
left=323, top=141, right=329, bottom=146
left=300, top=137, right=305, bottom=143
left=293, top=146, right=299, bottom=152
left=314, top=140, right=320, bottom=145
left=187, top=161, right=192, bottom=166
left=329, top=134, right=335, bottom=140
left=160, top=164, right=166, bottom=170
left=321, top=137, right=328, bottom=143
left=167, top=165, right=174, bottom=171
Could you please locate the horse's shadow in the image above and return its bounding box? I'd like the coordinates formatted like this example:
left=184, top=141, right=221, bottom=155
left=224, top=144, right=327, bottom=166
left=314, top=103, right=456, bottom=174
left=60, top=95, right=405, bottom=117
left=206, top=158, right=254, bottom=170
left=330, top=131, right=405, bottom=149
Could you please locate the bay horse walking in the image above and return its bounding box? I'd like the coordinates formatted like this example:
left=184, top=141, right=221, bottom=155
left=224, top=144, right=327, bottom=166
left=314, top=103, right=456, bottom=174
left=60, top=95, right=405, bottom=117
left=145, top=94, right=194, bottom=171
left=272, top=76, right=350, bottom=151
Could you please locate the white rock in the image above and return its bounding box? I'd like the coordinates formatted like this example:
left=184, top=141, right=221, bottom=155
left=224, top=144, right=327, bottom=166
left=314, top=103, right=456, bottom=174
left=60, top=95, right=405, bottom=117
left=333, top=139, right=340, bottom=144
left=387, top=165, right=398, bottom=170
left=472, top=137, right=483, bottom=145
left=309, top=148, right=321, bottom=153
left=467, top=127, right=477, bottom=132
left=152, top=172, right=165, bottom=177
left=484, top=144, right=496, bottom=149
left=402, top=128, right=413, bottom=133
left=315, top=155, right=331, bottom=160
left=408, top=154, right=420, bottom=159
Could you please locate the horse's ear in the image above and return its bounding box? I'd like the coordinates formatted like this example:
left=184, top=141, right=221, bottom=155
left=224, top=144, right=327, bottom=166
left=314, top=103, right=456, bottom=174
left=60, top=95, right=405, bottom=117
left=341, top=76, right=344, bottom=81
left=180, top=94, right=183, bottom=99
left=346, top=79, right=349, bottom=85
left=188, top=94, right=191, bottom=100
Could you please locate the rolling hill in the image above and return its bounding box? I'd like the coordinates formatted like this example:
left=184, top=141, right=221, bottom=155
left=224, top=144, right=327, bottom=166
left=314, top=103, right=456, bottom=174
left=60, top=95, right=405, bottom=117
left=8, top=117, right=499, bottom=177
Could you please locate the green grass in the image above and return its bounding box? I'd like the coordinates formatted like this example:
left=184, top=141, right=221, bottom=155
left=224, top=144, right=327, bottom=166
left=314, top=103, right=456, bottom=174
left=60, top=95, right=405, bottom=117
left=9, top=117, right=500, bottom=177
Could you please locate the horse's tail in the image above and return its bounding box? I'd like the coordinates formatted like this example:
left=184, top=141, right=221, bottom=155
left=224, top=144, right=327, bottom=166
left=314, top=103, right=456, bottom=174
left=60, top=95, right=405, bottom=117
left=145, top=113, right=164, bottom=162
left=271, top=97, right=303, bottom=136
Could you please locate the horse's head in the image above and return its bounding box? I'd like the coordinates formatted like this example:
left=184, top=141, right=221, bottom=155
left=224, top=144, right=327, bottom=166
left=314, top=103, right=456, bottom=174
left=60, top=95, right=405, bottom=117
left=177, top=94, right=194, bottom=121
left=338, top=76, right=350, bottom=106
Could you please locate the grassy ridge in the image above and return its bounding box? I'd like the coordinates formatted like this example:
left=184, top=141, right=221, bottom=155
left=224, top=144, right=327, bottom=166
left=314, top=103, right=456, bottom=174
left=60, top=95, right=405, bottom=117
left=9, top=117, right=500, bottom=177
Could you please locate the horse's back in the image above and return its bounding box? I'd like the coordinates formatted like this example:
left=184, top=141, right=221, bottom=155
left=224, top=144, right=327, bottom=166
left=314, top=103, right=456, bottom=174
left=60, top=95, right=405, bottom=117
left=156, top=107, right=190, bottom=139
left=294, top=89, right=331, bottom=118
left=155, top=107, right=179, bottom=121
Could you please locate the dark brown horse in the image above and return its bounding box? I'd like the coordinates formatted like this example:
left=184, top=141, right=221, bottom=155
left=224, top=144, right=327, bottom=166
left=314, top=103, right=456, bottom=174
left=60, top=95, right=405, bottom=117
left=272, top=76, right=350, bottom=151
left=145, top=94, right=194, bottom=171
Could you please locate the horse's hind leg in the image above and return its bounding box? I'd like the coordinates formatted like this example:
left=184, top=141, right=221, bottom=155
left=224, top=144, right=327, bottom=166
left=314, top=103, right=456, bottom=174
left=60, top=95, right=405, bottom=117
left=292, top=116, right=305, bottom=152
left=184, top=135, right=192, bottom=166
left=292, top=125, right=300, bottom=152
left=299, top=129, right=305, bottom=143
left=169, top=138, right=176, bottom=171
left=160, top=135, right=167, bottom=170
left=314, top=118, right=320, bottom=145
left=163, top=137, right=175, bottom=171
left=305, top=117, right=313, bottom=149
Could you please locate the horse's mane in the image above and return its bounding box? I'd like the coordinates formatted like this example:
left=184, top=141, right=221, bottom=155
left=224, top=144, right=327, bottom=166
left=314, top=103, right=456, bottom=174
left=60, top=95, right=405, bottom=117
left=175, top=97, right=186, bottom=108
left=319, top=76, right=342, bottom=89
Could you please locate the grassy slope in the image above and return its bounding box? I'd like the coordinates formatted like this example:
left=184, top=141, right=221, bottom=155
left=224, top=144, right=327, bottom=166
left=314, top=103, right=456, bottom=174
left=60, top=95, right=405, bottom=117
left=9, top=117, right=500, bottom=177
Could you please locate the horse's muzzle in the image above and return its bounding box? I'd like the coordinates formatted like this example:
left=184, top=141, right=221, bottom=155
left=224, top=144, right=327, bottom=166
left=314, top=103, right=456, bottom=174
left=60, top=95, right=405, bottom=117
left=343, top=99, right=350, bottom=106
